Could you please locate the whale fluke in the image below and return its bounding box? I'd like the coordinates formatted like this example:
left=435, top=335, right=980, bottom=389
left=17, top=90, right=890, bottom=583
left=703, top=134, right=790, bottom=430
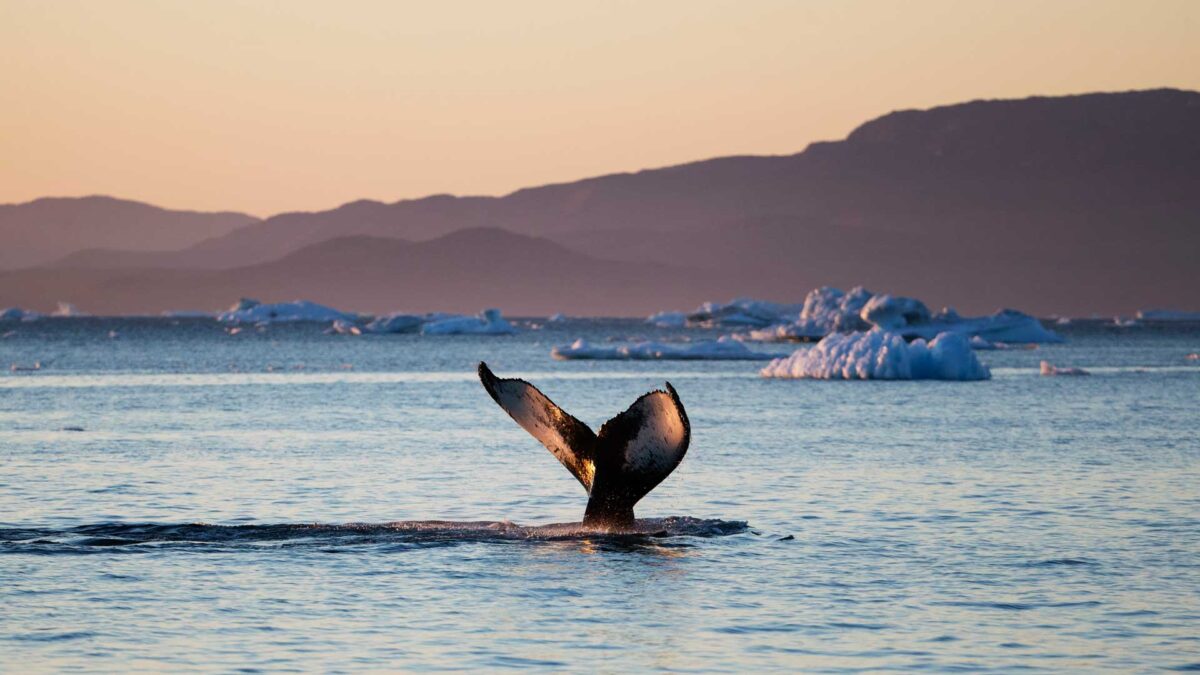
left=477, top=362, right=690, bottom=529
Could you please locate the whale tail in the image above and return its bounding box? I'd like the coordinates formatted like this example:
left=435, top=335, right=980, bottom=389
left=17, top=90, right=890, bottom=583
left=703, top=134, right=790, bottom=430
left=477, top=362, right=690, bottom=529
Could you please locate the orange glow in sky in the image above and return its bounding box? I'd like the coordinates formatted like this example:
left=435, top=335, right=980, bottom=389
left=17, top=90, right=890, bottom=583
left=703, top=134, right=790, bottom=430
left=2, top=0, right=1197, bottom=215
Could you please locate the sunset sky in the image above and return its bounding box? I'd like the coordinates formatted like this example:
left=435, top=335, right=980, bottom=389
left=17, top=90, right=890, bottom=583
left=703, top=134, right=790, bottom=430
left=3, top=0, right=1198, bottom=216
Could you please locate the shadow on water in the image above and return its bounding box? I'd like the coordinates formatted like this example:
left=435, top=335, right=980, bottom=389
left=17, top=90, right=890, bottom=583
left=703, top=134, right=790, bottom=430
left=0, top=516, right=748, bottom=555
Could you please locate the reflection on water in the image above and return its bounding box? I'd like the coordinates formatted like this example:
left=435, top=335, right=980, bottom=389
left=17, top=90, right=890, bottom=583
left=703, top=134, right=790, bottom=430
left=1, top=318, right=1198, bottom=671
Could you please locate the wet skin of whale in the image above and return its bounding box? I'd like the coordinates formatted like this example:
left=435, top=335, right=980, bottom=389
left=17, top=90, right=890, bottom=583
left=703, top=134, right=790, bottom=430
left=477, top=362, right=691, bottom=530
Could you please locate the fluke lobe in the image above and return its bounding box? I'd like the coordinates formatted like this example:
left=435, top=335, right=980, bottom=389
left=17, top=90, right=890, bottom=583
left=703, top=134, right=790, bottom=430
left=477, top=362, right=691, bottom=530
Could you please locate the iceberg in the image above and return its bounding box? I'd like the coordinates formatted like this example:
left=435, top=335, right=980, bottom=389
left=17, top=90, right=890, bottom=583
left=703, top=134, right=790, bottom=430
left=552, top=336, right=778, bottom=361
left=646, top=311, right=688, bottom=328
left=364, top=312, right=424, bottom=334
left=737, top=285, right=1060, bottom=345
left=52, top=302, right=87, bottom=317
left=900, top=308, right=1062, bottom=343
left=1136, top=309, right=1200, bottom=321
left=687, top=298, right=804, bottom=328
left=1111, top=317, right=1139, bottom=328
left=421, top=308, right=517, bottom=335
left=325, top=320, right=362, bottom=336
left=760, top=330, right=991, bottom=381
left=217, top=298, right=356, bottom=324
left=859, top=294, right=932, bottom=330
left=547, top=313, right=568, bottom=323
left=1040, top=361, right=1090, bottom=376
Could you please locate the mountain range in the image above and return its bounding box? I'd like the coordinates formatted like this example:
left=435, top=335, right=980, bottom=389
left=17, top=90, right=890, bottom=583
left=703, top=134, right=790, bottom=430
left=2, top=88, right=1197, bottom=316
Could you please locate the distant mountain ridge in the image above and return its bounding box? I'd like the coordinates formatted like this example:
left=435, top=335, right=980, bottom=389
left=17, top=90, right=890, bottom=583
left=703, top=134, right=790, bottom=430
left=0, top=196, right=258, bottom=269
left=4, top=89, right=1198, bottom=315
left=0, top=228, right=716, bottom=315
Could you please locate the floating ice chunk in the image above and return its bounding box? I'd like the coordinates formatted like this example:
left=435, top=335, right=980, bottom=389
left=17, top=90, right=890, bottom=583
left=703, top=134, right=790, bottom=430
left=737, top=321, right=828, bottom=343
left=1039, top=361, right=1090, bottom=376
left=1111, top=317, right=1139, bottom=328
left=1136, top=309, right=1200, bottom=321
left=858, top=294, right=931, bottom=330
left=760, top=330, right=991, bottom=380
left=52, top=302, right=86, bottom=317
left=646, top=311, right=688, bottom=328
left=217, top=299, right=356, bottom=324
left=901, top=309, right=1062, bottom=344
left=325, top=320, right=362, bottom=336
left=1186, top=353, right=1200, bottom=361
left=364, top=313, right=424, bottom=334
left=421, top=308, right=517, bottom=335
left=547, top=313, right=568, bottom=323
left=687, top=298, right=804, bottom=328
left=1055, top=317, right=1072, bottom=325
left=552, top=336, right=778, bottom=360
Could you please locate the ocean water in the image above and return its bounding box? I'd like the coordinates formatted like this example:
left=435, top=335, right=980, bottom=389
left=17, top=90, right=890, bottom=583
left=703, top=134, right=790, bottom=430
left=1, top=318, right=1198, bottom=672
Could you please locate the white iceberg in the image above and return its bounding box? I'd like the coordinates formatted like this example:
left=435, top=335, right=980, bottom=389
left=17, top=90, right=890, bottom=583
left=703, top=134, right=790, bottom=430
left=52, top=302, right=87, bottom=317
left=1136, top=309, right=1200, bottom=321
left=552, top=336, right=778, bottom=361
left=1040, top=361, right=1090, bottom=376
left=421, top=308, right=517, bottom=335
left=760, top=330, right=991, bottom=381
left=547, top=313, right=568, bottom=323
left=217, top=298, right=356, bottom=324
left=1111, top=317, right=1139, bottom=328
left=859, top=294, right=932, bottom=330
left=646, top=311, right=688, bottom=328
left=687, top=298, right=805, bottom=328
left=901, top=308, right=1062, bottom=343
left=364, top=312, right=425, bottom=334
left=325, top=320, right=362, bottom=336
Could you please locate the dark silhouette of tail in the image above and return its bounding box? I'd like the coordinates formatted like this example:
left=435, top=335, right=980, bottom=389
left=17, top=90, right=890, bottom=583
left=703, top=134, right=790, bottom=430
left=477, top=362, right=690, bottom=529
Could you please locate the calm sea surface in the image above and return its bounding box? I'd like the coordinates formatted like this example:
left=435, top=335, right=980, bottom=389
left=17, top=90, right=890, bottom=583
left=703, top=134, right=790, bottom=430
left=1, top=318, right=1198, bottom=672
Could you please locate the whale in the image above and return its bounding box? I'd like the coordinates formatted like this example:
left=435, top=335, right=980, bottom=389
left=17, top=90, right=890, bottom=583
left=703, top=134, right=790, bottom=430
left=477, top=362, right=691, bottom=529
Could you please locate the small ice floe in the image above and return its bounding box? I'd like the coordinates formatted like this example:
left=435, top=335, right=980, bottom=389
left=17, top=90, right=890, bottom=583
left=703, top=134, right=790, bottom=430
left=363, top=313, right=424, bottom=334
left=1040, top=361, right=1090, bottom=376
left=421, top=309, right=517, bottom=335
left=107, top=330, right=119, bottom=339
left=325, top=320, right=361, bottom=336
left=217, top=298, right=356, bottom=324
left=1184, top=353, right=1199, bottom=362
left=552, top=336, right=778, bottom=360
left=1137, top=309, right=1200, bottom=321
left=547, top=313, right=568, bottom=323
left=686, top=298, right=805, bottom=328
left=969, top=336, right=1036, bottom=351
left=1111, top=317, right=1139, bottom=328
left=52, top=302, right=87, bottom=317
left=1055, top=316, right=1073, bottom=325
left=760, top=330, right=990, bottom=381
left=10, top=361, right=43, bottom=372
left=2, top=330, right=16, bottom=339
left=226, top=326, right=243, bottom=335
left=646, top=311, right=688, bottom=328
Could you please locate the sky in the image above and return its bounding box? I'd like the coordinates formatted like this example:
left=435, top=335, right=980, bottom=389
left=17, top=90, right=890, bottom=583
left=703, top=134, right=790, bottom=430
left=2, top=0, right=1198, bottom=216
